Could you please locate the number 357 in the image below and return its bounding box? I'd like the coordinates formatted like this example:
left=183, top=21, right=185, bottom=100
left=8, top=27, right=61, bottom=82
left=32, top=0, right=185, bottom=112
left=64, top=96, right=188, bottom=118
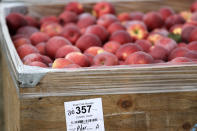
left=76, top=105, right=92, bottom=114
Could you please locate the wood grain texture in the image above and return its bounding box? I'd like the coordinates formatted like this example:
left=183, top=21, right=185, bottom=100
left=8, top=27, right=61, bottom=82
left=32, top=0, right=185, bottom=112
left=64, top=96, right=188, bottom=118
left=20, top=64, right=197, bottom=97
left=20, top=92, right=197, bottom=131
left=0, top=49, right=4, bottom=131
left=2, top=54, right=20, bottom=131
left=26, top=0, right=194, bottom=17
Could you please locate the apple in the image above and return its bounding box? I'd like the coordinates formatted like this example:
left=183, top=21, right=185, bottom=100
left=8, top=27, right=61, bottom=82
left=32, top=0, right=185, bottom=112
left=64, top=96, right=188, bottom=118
left=110, top=30, right=133, bottom=44
left=143, top=11, right=164, bottom=30
left=93, top=2, right=115, bottom=17
left=76, top=34, right=102, bottom=51
left=116, top=43, right=142, bottom=60
left=65, top=52, right=90, bottom=67
left=65, top=2, right=84, bottom=14
left=126, top=20, right=148, bottom=41
left=93, top=52, right=119, bottom=66
left=125, top=51, right=154, bottom=64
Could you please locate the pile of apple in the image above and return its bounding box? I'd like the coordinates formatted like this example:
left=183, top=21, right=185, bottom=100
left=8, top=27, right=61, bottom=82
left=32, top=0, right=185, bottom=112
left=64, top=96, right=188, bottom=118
left=6, top=1, right=197, bottom=68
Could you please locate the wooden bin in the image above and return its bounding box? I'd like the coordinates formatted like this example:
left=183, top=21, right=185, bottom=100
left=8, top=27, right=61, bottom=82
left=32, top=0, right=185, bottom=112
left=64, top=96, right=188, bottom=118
left=1, top=0, right=197, bottom=131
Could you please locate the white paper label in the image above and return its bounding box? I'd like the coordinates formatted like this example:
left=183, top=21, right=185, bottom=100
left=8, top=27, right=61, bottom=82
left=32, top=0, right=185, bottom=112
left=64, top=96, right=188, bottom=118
left=64, top=98, right=105, bottom=131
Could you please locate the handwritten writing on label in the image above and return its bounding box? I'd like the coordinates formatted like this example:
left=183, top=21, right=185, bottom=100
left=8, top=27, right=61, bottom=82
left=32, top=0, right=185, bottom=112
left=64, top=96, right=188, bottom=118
left=64, top=98, right=105, bottom=131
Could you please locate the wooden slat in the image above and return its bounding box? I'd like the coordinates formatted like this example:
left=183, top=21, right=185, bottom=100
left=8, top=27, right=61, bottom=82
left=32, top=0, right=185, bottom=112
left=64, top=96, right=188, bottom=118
left=27, top=0, right=194, bottom=17
left=20, top=92, right=197, bottom=131
left=2, top=53, right=20, bottom=131
left=20, top=64, right=197, bottom=97
left=0, top=49, right=4, bottom=131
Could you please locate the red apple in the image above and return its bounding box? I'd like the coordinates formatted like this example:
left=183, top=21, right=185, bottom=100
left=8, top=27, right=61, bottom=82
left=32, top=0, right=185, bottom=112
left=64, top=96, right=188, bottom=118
left=190, top=1, right=197, bottom=12
left=110, top=30, right=133, bottom=45
left=147, top=33, right=164, bottom=45
left=12, top=34, right=28, bottom=41
left=93, top=52, right=119, bottom=66
left=35, top=42, right=46, bottom=55
left=187, top=12, right=197, bottom=26
left=118, top=12, right=132, bottom=22
left=125, top=51, right=154, bottom=64
left=143, top=12, right=164, bottom=30
left=170, top=57, right=192, bottom=63
left=130, top=11, right=144, bottom=21
left=84, top=53, right=94, bottom=66
left=40, top=16, right=59, bottom=26
left=25, top=15, right=39, bottom=27
left=30, top=32, right=49, bottom=46
left=41, top=23, right=63, bottom=37
left=13, top=37, right=31, bottom=48
left=41, top=55, right=53, bottom=65
left=103, top=41, right=121, bottom=54
left=107, top=22, right=126, bottom=34
left=17, top=44, right=39, bottom=59
left=135, top=39, right=152, bottom=53
left=17, top=26, right=39, bottom=38
left=165, top=14, right=185, bottom=29
left=28, top=61, right=48, bottom=68
left=85, top=25, right=108, bottom=42
left=126, top=20, right=148, bottom=41
left=187, top=41, right=197, bottom=51
left=189, top=28, right=197, bottom=42
left=6, top=13, right=28, bottom=34
left=159, top=6, right=175, bottom=20
left=152, top=28, right=169, bottom=36
left=52, top=58, right=73, bottom=68
left=169, top=24, right=183, bottom=35
left=65, top=52, right=90, bottom=67
left=181, top=24, right=196, bottom=42
left=149, top=45, right=168, bottom=60
left=45, top=36, right=71, bottom=58
left=97, top=14, right=118, bottom=28
left=184, top=50, right=197, bottom=60
left=155, top=37, right=177, bottom=52
left=116, top=43, right=142, bottom=60
left=179, top=11, right=192, bottom=22
left=76, top=34, right=102, bottom=51
left=60, top=24, right=81, bottom=44
left=77, top=13, right=96, bottom=33
left=59, top=11, right=78, bottom=25
left=93, top=2, right=115, bottom=17
left=178, top=42, right=187, bottom=48
left=65, top=2, right=84, bottom=14
left=84, top=46, right=105, bottom=56
left=168, top=47, right=190, bottom=60
left=23, top=53, right=43, bottom=64
left=55, top=45, right=80, bottom=58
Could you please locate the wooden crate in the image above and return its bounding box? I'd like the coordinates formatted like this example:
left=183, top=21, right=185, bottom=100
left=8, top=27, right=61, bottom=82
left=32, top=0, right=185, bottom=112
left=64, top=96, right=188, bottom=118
left=1, top=0, right=197, bottom=130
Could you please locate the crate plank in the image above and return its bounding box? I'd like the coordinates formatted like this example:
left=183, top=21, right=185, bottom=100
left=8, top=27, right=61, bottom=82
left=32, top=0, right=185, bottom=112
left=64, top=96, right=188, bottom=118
left=19, top=92, right=197, bottom=131
left=2, top=54, right=20, bottom=131
left=0, top=50, right=4, bottom=131
left=19, top=65, right=197, bottom=97
left=27, top=0, right=194, bottom=17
